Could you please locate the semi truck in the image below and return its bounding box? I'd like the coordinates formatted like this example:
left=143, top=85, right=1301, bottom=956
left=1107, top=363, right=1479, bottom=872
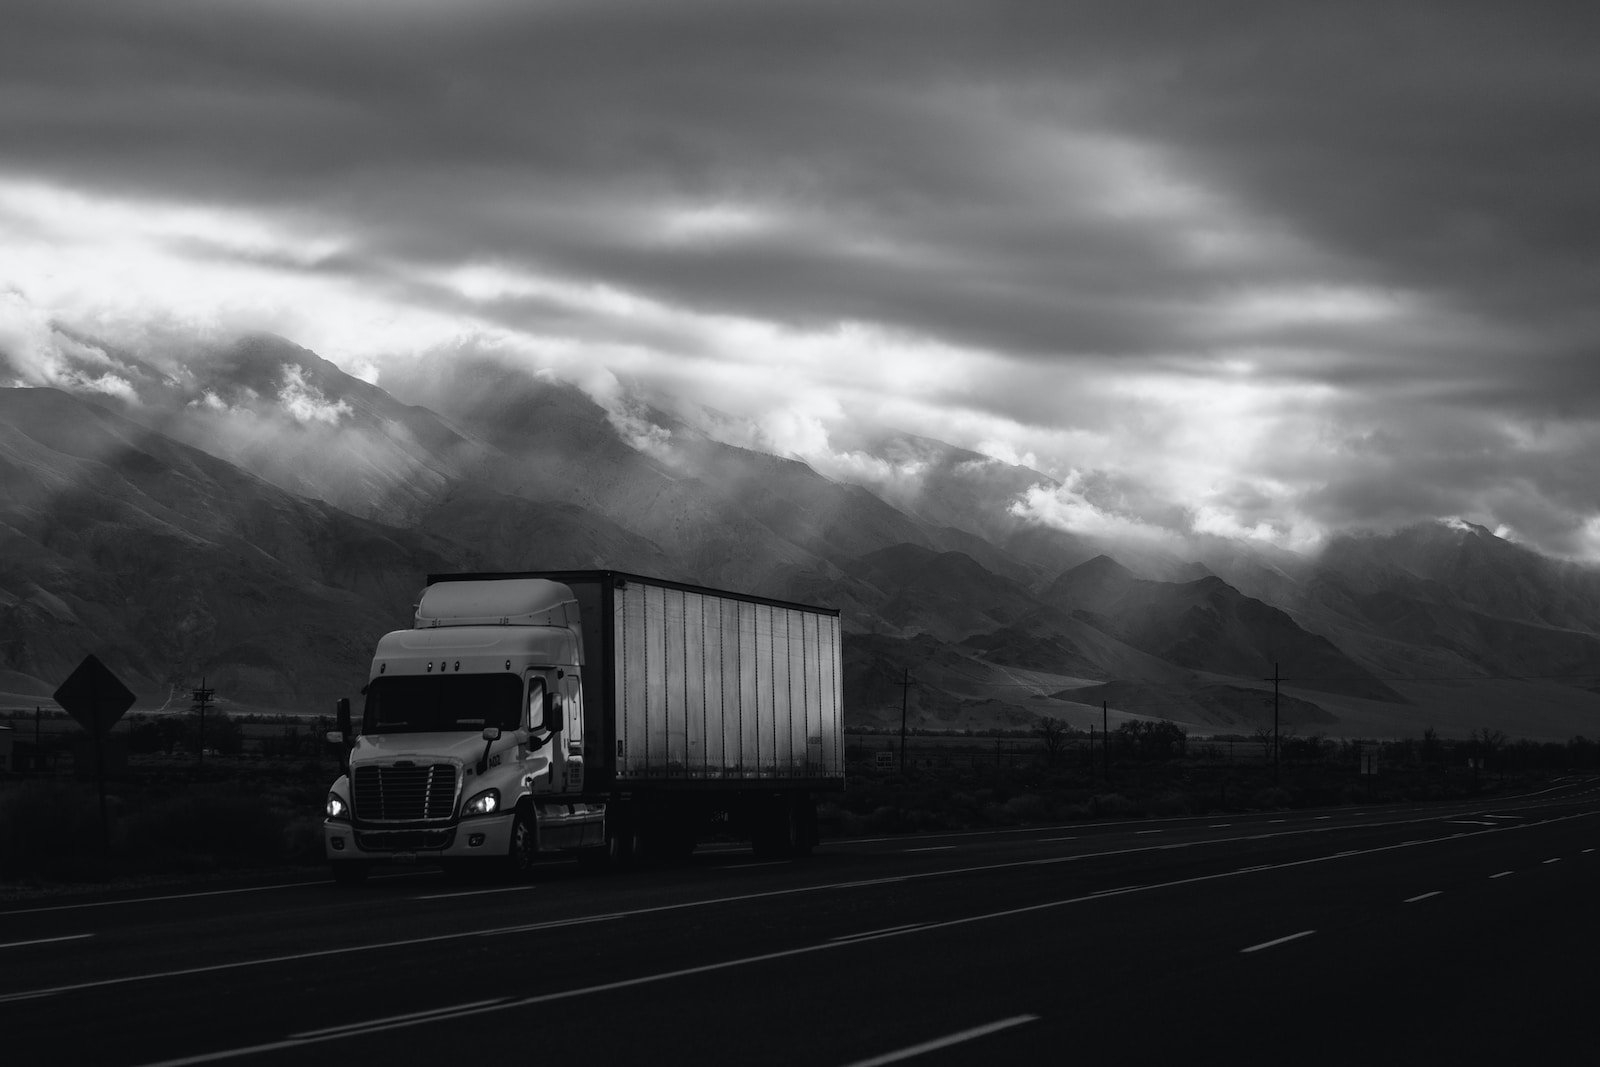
left=323, top=571, right=845, bottom=883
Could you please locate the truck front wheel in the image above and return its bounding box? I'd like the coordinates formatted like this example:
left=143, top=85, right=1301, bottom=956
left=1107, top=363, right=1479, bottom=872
left=503, top=811, right=537, bottom=878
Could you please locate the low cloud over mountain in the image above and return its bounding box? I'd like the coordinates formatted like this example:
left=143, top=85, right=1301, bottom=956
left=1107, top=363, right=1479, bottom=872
left=5, top=331, right=1600, bottom=741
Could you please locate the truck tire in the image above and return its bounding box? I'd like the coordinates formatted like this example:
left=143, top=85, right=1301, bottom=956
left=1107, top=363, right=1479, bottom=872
left=330, top=861, right=370, bottom=887
left=580, top=811, right=639, bottom=872
left=503, top=810, right=537, bottom=879
left=750, top=798, right=798, bottom=860
left=792, top=797, right=818, bottom=859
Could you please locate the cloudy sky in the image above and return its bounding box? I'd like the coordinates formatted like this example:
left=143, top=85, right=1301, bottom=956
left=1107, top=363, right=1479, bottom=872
left=3, top=0, right=1599, bottom=558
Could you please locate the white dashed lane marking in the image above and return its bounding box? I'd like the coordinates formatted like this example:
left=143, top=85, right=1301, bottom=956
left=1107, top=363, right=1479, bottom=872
left=1241, top=930, right=1316, bottom=954
left=0, top=933, right=94, bottom=950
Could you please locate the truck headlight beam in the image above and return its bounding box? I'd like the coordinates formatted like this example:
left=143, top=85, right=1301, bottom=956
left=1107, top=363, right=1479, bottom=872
left=461, top=788, right=500, bottom=817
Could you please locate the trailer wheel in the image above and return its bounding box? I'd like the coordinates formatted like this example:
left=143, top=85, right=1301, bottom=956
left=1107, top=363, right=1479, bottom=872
left=503, top=810, right=537, bottom=879
left=330, top=861, right=370, bottom=887
left=791, top=797, right=818, bottom=859
left=750, top=798, right=799, bottom=860
left=580, top=812, right=638, bottom=872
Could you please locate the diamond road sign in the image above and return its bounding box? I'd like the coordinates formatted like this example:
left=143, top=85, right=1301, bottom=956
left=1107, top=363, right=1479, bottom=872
left=53, top=654, right=137, bottom=736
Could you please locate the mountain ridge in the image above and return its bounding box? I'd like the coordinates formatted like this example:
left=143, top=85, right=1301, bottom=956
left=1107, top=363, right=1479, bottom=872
left=5, top=330, right=1600, bottom=740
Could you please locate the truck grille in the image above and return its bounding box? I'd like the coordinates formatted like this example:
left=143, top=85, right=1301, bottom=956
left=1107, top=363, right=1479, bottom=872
left=352, top=764, right=458, bottom=822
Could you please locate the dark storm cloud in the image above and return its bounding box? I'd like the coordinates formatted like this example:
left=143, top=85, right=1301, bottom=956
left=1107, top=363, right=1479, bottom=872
left=0, top=0, right=1291, bottom=358
left=6, top=0, right=1600, bottom=555
left=1087, top=2, right=1600, bottom=394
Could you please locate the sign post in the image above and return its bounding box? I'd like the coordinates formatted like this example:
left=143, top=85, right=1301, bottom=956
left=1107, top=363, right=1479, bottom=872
left=191, top=677, right=215, bottom=766
left=53, top=655, right=137, bottom=845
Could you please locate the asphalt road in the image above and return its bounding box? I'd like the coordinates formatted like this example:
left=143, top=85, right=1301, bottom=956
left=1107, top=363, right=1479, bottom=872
left=4, top=779, right=1599, bottom=1066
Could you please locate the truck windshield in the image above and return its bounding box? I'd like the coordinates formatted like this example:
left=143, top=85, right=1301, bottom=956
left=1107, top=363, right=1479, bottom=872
left=362, top=674, right=524, bottom=733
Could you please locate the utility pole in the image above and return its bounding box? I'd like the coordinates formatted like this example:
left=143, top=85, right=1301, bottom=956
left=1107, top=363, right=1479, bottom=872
left=191, top=676, right=215, bottom=767
left=1264, top=663, right=1285, bottom=785
left=895, top=669, right=913, bottom=774
left=1103, top=700, right=1109, bottom=780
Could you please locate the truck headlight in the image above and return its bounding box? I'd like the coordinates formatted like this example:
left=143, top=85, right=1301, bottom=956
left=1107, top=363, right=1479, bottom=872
left=461, top=788, right=500, bottom=817
left=326, top=792, right=350, bottom=821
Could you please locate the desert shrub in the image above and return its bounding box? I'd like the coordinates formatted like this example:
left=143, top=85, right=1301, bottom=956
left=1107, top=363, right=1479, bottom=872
left=1251, top=786, right=1292, bottom=809
left=1002, top=793, right=1049, bottom=823
left=120, top=786, right=288, bottom=873
left=0, top=781, right=114, bottom=879
left=865, top=805, right=914, bottom=834
left=1089, top=793, right=1138, bottom=817
left=1146, top=790, right=1194, bottom=817
left=1114, top=720, right=1188, bottom=762
left=283, top=815, right=326, bottom=865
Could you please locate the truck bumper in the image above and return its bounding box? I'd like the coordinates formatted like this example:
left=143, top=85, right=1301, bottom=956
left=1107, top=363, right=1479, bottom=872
left=324, top=814, right=516, bottom=864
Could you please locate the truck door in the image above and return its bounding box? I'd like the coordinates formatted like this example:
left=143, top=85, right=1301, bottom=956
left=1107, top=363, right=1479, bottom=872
left=525, top=672, right=576, bottom=849
left=560, top=674, right=603, bottom=846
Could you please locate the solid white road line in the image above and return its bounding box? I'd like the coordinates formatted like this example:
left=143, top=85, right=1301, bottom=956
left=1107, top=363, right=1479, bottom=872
left=293, top=999, right=509, bottom=1039
left=414, top=885, right=539, bottom=900
left=483, top=915, right=624, bottom=935
left=1241, top=930, right=1315, bottom=954
left=0, top=933, right=94, bottom=950
left=0, top=880, right=335, bottom=917
left=829, top=923, right=928, bottom=942
left=903, top=846, right=956, bottom=853
left=723, top=861, right=790, bottom=869
left=1404, top=891, right=1442, bottom=903
left=839, top=1015, right=1040, bottom=1067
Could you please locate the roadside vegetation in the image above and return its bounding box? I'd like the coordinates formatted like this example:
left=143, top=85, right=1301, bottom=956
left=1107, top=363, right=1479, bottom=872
left=3, top=708, right=1597, bottom=890
left=0, top=709, right=332, bottom=890
left=824, top=721, right=1600, bottom=836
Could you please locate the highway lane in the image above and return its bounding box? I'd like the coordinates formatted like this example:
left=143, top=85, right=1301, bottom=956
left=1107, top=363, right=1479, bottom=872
left=3, top=777, right=1597, bottom=1065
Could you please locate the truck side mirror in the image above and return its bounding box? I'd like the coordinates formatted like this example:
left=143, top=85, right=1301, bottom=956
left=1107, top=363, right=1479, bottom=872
left=330, top=697, right=353, bottom=772
left=476, top=726, right=502, bottom=774
left=544, top=692, right=564, bottom=733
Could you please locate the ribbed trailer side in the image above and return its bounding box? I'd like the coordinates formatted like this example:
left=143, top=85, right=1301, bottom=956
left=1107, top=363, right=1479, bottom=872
left=611, top=578, right=842, bottom=784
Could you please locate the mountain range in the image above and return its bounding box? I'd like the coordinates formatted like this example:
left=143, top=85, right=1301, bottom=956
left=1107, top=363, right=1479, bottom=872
left=5, top=331, right=1600, bottom=741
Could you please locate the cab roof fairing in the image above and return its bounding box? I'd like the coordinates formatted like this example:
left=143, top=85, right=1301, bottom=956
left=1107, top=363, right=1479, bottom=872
left=370, top=625, right=581, bottom=682
left=414, top=578, right=581, bottom=631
